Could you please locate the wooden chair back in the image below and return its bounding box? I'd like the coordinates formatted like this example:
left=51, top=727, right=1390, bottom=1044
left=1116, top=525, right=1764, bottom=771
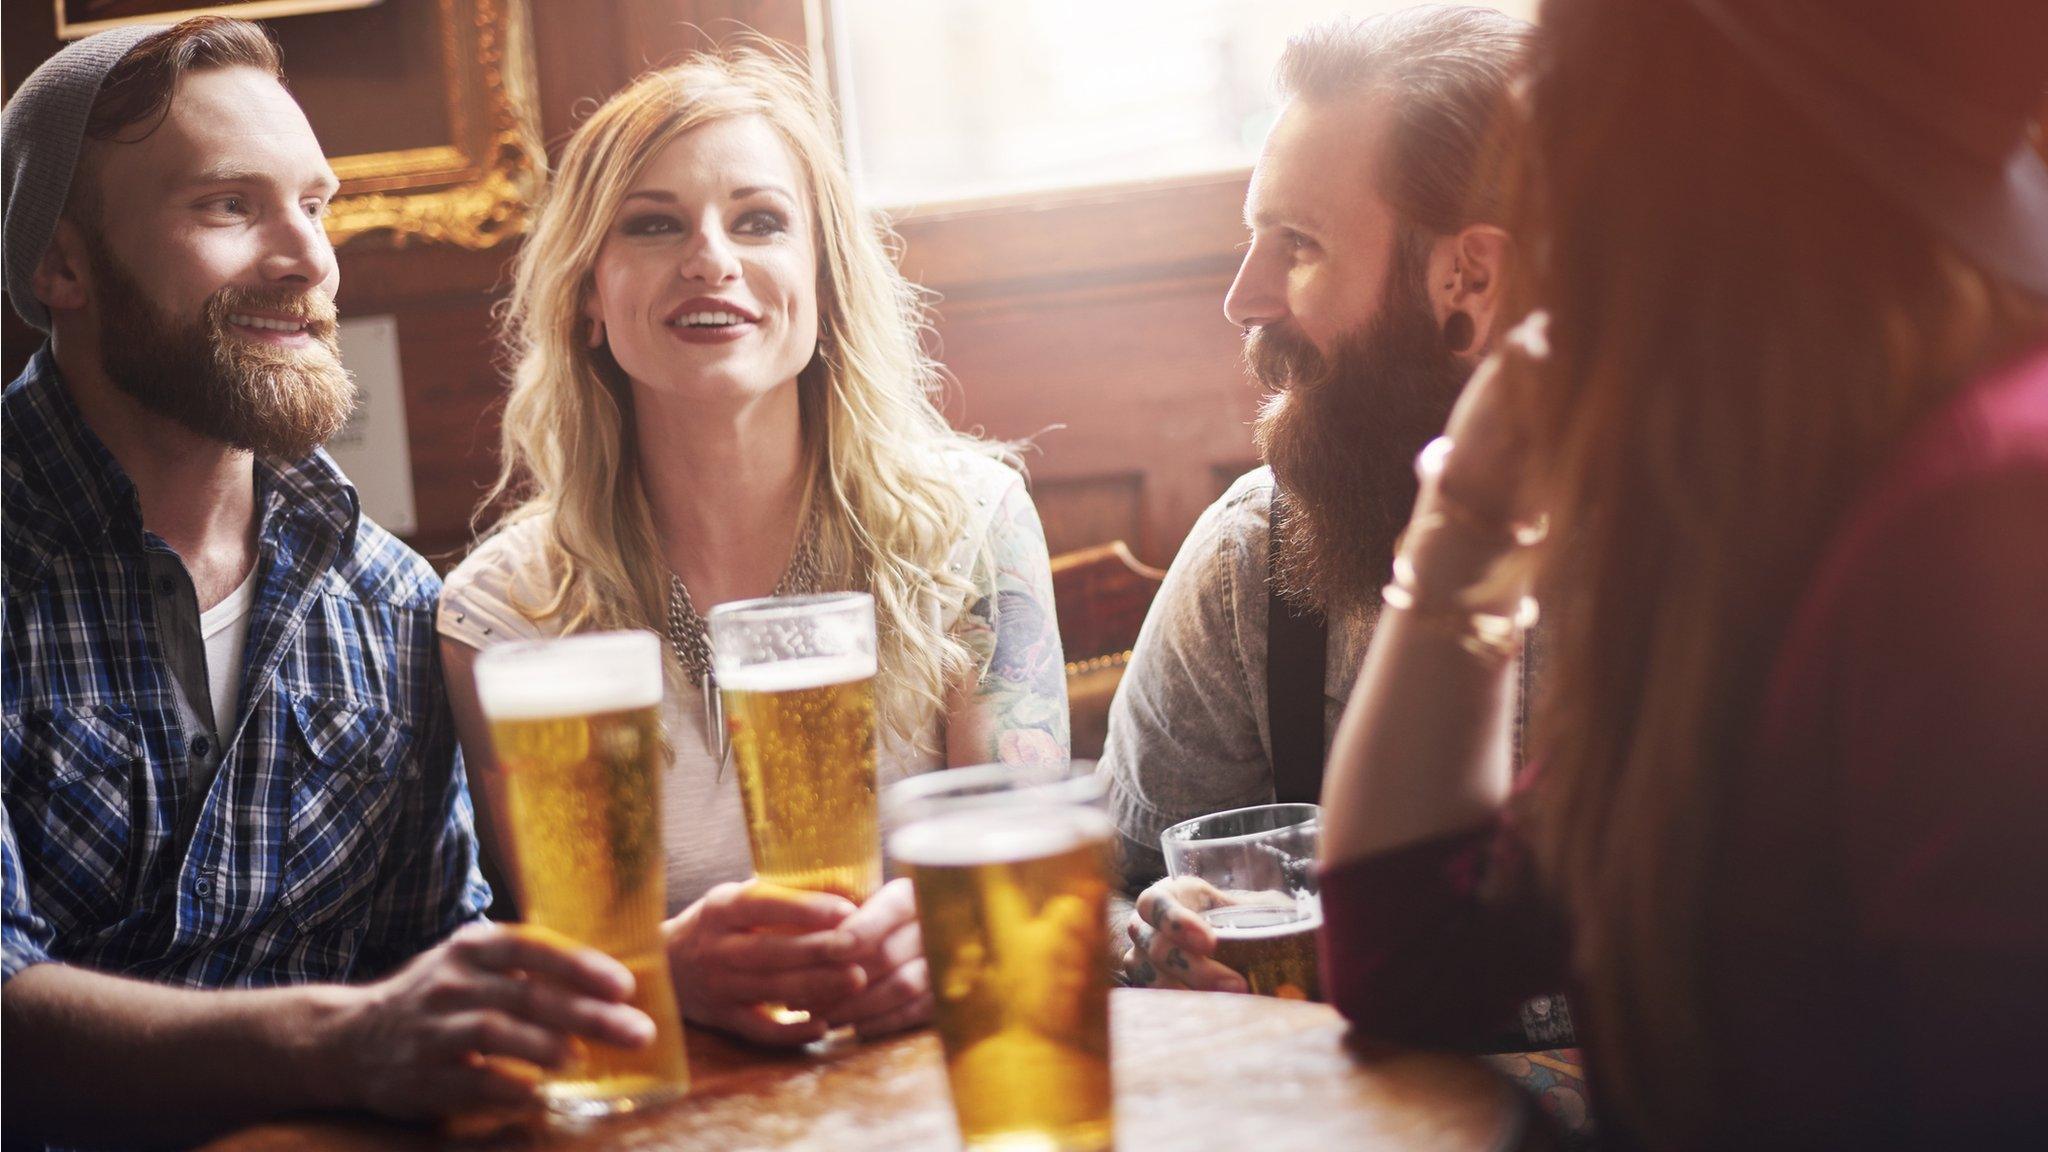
left=1049, top=541, right=1167, bottom=759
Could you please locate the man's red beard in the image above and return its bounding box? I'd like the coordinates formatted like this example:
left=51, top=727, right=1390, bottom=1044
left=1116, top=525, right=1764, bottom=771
left=87, top=233, right=355, bottom=463
left=1250, top=234, right=1472, bottom=616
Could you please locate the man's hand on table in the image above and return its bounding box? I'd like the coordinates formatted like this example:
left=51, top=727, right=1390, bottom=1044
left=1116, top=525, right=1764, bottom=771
left=323, top=921, right=655, bottom=1119
left=1120, top=877, right=1249, bottom=994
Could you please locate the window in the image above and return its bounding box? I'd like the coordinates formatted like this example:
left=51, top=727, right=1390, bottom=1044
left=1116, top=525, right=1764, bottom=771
left=834, top=0, right=1538, bottom=208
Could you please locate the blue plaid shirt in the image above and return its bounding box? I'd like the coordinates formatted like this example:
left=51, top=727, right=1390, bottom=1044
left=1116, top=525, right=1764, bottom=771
left=3, top=349, right=489, bottom=989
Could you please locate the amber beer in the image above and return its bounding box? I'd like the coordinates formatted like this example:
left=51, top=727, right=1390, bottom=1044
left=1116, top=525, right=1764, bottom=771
left=709, top=594, right=885, bottom=911
left=888, top=771, right=1115, bottom=1152
left=474, top=632, right=689, bottom=1116
left=1161, top=802, right=1322, bottom=1003
left=1205, top=897, right=1323, bottom=1001
left=719, top=654, right=882, bottom=902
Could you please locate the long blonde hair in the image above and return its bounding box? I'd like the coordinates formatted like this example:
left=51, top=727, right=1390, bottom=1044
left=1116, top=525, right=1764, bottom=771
left=486, top=45, right=1009, bottom=743
left=1511, top=0, right=2044, bottom=1142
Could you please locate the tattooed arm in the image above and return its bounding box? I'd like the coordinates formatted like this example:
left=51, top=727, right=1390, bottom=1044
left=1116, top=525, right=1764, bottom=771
left=944, top=468, right=1071, bottom=768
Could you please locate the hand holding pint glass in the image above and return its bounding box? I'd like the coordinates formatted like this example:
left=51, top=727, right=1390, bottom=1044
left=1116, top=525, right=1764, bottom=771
left=1159, top=803, right=1323, bottom=1001
left=886, top=765, right=1115, bottom=1152
left=707, top=593, right=884, bottom=1029
left=472, top=631, right=691, bottom=1116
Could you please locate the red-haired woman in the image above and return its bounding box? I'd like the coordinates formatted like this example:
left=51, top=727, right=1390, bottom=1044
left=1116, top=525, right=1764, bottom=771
left=1316, top=1, right=2048, bottom=1148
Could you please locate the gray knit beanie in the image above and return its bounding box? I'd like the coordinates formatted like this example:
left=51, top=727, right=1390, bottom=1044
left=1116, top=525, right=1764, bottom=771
left=3, top=24, right=169, bottom=332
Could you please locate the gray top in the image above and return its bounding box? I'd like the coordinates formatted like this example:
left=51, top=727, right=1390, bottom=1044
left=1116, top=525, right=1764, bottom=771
left=1099, top=468, right=1376, bottom=893
left=1098, top=466, right=1560, bottom=1045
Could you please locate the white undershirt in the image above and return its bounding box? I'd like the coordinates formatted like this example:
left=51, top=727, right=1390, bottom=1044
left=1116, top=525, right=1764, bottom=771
left=199, top=566, right=261, bottom=743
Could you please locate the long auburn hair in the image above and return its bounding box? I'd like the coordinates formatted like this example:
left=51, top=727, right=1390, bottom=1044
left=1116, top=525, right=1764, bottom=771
left=1510, top=0, right=2044, bottom=1141
left=487, top=45, right=1008, bottom=746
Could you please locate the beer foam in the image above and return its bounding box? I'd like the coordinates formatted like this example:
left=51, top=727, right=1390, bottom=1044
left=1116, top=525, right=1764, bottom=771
left=474, top=631, right=664, bottom=719
left=1205, top=896, right=1323, bottom=939
left=889, top=807, right=1112, bottom=868
left=716, top=653, right=876, bottom=693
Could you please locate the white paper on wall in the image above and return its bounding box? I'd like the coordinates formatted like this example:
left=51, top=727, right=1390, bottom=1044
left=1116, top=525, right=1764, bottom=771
left=328, top=314, right=419, bottom=535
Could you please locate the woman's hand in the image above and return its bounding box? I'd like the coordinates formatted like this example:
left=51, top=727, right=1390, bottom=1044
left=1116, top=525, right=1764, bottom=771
left=662, top=881, right=866, bottom=1047
left=1430, top=316, right=1546, bottom=529
left=823, top=878, right=934, bottom=1038
left=1404, top=319, right=1549, bottom=599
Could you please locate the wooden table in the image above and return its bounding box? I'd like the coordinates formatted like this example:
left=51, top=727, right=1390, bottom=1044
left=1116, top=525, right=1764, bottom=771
left=202, top=989, right=1535, bottom=1152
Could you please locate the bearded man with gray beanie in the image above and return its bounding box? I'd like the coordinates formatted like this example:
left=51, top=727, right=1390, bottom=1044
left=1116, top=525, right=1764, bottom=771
left=2, top=19, right=652, bottom=1145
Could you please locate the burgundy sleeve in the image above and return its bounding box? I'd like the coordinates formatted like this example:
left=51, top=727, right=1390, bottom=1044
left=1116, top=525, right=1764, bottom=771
left=1319, top=817, right=1571, bottom=1049
left=1830, top=469, right=2048, bottom=1139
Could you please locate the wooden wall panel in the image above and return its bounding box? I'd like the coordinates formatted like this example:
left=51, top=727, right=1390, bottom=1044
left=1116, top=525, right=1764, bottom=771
left=1029, top=474, right=1144, bottom=560
left=893, top=176, right=1249, bottom=300
left=372, top=295, right=509, bottom=566
left=529, top=0, right=740, bottom=147
left=929, top=269, right=1259, bottom=568
left=896, top=172, right=1264, bottom=569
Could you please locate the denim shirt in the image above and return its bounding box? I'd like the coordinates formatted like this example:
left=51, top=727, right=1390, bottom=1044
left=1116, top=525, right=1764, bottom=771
left=2, top=348, right=489, bottom=990
left=1101, top=467, right=1565, bottom=1049
left=1099, top=468, right=1376, bottom=891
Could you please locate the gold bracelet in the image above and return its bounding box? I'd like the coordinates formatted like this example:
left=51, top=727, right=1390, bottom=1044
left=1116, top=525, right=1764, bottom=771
left=1380, top=578, right=1538, bottom=665
left=1411, top=436, right=1550, bottom=547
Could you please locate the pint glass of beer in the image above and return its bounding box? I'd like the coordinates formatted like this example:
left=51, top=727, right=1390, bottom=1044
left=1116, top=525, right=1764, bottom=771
left=707, top=592, right=882, bottom=906
left=471, top=631, right=690, bottom=1116
left=885, top=765, right=1115, bottom=1152
left=1161, top=803, right=1323, bottom=1001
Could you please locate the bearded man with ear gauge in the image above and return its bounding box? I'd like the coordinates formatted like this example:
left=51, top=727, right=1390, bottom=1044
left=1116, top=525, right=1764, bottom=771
left=1098, top=8, right=1557, bottom=1046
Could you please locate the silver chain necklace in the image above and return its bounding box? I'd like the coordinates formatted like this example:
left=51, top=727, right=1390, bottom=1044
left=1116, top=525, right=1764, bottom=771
left=666, top=514, right=823, bottom=769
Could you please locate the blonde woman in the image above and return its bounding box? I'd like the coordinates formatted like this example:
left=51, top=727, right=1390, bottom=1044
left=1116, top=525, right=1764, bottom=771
left=437, top=48, right=1069, bottom=1047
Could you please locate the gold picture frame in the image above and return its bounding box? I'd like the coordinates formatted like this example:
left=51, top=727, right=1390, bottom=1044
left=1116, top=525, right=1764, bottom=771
left=55, top=0, right=542, bottom=250
left=322, top=0, right=543, bottom=249
left=54, top=1, right=381, bottom=40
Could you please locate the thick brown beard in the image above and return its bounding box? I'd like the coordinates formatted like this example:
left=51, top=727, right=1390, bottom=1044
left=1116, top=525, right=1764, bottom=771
left=1250, top=235, right=1472, bottom=616
left=88, top=235, right=355, bottom=463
